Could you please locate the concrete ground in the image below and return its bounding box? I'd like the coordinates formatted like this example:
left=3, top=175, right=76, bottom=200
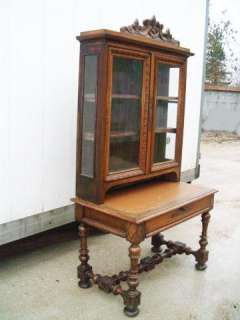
left=1, top=139, right=240, bottom=320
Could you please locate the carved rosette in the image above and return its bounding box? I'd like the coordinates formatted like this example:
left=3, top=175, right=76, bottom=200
left=120, top=16, right=179, bottom=46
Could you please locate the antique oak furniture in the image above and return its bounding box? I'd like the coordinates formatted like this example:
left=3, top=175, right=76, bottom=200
left=76, top=16, right=192, bottom=204
left=73, top=17, right=217, bottom=317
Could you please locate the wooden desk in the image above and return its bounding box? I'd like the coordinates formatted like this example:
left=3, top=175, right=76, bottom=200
left=73, top=181, right=216, bottom=317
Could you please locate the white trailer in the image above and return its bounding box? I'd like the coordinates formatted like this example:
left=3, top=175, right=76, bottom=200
left=0, top=0, right=208, bottom=245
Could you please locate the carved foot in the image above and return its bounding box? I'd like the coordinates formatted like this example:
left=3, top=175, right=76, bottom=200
left=78, top=224, right=92, bottom=288
left=122, top=244, right=141, bottom=317
left=79, top=281, right=92, bottom=289
left=78, top=263, right=92, bottom=288
left=151, top=233, right=165, bottom=253
left=195, top=262, right=207, bottom=271
left=194, top=212, right=210, bottom=271
left=124, top=308, right=139, bottom=318
left=123, top=290, right=141, bottom=317
left=195, top=248, right=209, bottom=271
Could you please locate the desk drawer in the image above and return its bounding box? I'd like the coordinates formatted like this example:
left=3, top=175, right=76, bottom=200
left=145, top=194, right=214, bottom=236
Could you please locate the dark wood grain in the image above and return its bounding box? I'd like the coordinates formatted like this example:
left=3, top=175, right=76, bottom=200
left=195, top=212, right=211, bottom=270
left=77, top=224, right=92, bottom=288
left=151, top=232, right=165, bottom=253
left=123, top=244, right=141, bottom=317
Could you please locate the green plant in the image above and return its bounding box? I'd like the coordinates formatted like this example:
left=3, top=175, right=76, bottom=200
left=206, top=10, right=238, bottom=85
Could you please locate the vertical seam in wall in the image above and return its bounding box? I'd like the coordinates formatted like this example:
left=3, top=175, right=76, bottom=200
left=8, top=0, right=12, bottom=221
left=41, top=0, right=47, bottom=213
left=196, top=0, right=209, bottom=170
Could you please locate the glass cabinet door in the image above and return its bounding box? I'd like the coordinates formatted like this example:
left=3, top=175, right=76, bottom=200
left=81, top=55, right=98, bottom=177
left=152, top=62, right=180, bottom=166
left=108, top=54, right=147, bottom=175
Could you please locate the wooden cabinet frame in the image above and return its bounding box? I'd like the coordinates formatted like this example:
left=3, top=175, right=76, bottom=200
left=104, top=47, right=151, bottom=182
left=149, top=54, right=187, bottom=173
left=76, top=29, right=192, bottom=203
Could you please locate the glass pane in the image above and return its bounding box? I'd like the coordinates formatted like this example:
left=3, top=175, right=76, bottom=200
left=157, top=64, right=179, bottom=97
left=169, top=68, right=179, bottom=97
left=165, top=133, right=176, bottom=160
left=153, top=62, right=179, bottom=165
left=155, top=101, right=177, bottom=129
left=81, top=55, right=97, bottom=177
left=112, top=57, right=142, bottom=96
left=109, top=56, right=143, bottom=173
left=154, top=133, right=176, bottom=163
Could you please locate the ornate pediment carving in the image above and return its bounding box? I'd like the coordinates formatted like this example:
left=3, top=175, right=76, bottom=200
left=120, top=16, right=179, bottom=45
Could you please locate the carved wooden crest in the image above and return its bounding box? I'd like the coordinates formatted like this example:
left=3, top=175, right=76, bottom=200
left=120, top=16, right=179, bottom=45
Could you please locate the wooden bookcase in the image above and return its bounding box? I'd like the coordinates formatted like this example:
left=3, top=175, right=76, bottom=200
left=76, top=18, right=193, bottom=203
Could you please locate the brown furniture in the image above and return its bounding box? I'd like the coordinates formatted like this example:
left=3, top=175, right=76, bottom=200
left=76, top=16, right=193, bottom=204
left=74, top=17, right=217, bottom=317
left=74, top=181, right=216, bottom=317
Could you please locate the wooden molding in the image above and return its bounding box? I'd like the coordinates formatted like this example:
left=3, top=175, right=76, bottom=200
left=120, top=16, right=179, bottom=46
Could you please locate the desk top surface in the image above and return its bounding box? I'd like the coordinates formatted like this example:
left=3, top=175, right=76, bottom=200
left=74, top=181, right=217, bottom=223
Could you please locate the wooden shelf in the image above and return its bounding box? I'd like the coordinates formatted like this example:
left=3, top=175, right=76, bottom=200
left=156, top=96, right=178, bottom=103
left=112, top=94, right=140, bottom=100
left=84, top=93, right=96, bottom=103
left=155, top=128, right=176, bottom=134
left=110, top=131, right=137, bottom=138
left=83, top=131, right=138, bottom=141
left=82, top=132, right=94, bottom=141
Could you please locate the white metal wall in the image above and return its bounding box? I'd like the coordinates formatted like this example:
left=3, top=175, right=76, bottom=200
left=0, top=0, right=207, bottom=225
left=203, top=90, right=240, bottom=134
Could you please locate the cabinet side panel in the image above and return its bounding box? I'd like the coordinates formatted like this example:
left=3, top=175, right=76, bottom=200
left=76, top=41, right=106, bottom=203
left=81, top=55, right=98, bottom=177
left=76, top=44, right=84, bottom=197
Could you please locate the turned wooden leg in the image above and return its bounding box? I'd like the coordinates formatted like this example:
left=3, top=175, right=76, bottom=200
left=122, top=244, right=141, bottom=317
left=195, top=212, right=210, bottom=271
left=77, top=224, right=92, bottom=288
left=151, top=233, right=165, bottom=253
